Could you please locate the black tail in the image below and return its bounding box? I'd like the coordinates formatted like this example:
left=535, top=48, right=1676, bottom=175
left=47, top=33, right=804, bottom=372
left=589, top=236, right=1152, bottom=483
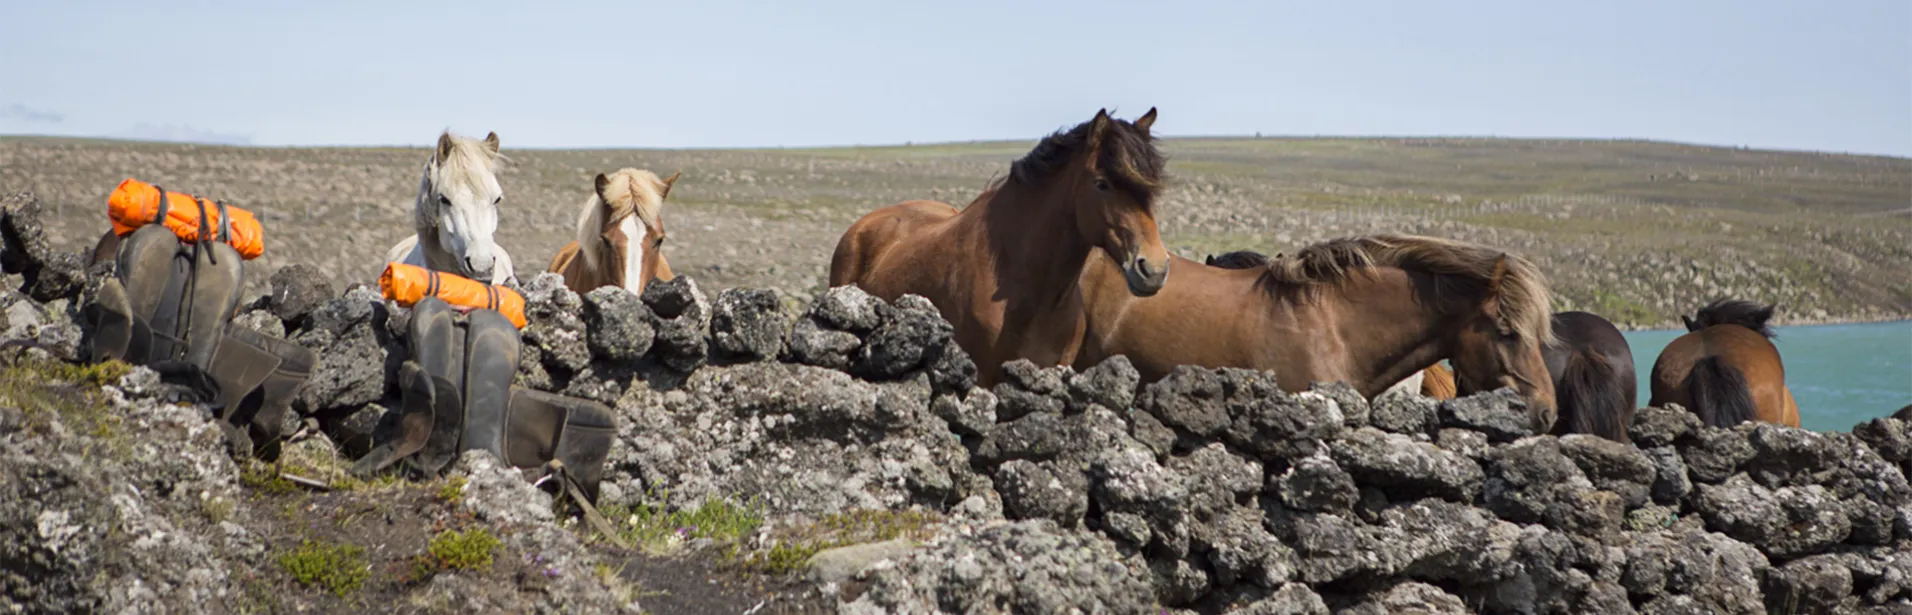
left=1685, top=355, right=1757, bottom=428
left=1558, top=350, right=1633, bottom=443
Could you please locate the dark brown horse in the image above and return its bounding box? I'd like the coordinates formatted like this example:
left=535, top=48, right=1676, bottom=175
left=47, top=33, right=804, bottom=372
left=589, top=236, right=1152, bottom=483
left=1649, top=299, right=1800, bottom=427
left=829, top=108, right=1172, bottom=387
left=1083, top=235, right=1560, bottom=429
left=1543, top=311, right=1637, bottom=442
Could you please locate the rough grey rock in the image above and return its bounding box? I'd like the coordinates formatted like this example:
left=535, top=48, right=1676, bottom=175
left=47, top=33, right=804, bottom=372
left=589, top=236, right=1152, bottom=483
left=605, top=362, right=980, bottom=515
left=784, top=317, right=860, bottom=370
left=1437, top=388, right=1538, bottom=442
left=993, top=359, right=1072, bottom=421
left=851, top=294, right=952, bottom=380
left=1761, top=554, right=1853, bottom=615
left=1307, top=381, right=1370, bottom=429
left=1275, top=454, right=1359, bottom=514
left=448, top=450, right=643, bottom=614
left=1335, top=581, right=1471, bottom=615
left=1642, top=445, right=1693, bottom=506
left=1, top=193, right=84, bottom=303
left=1560, top=433, right=1657, bottom=509
left=995, top=459, right=1090, bottom=527
left=930, top=388, right=997, bottom=438
left=1678, top=425, right=1756, bottom=484
left=580, top=286, right=654, bottom=363
left=292, top=321, right=390, bottom=415
left=1630, top=404, right=1703, bottom=448
left=1070, top=355, right=1140, bottom=414
left=639, top=276, right=710, bottom=372
left=265, top=263, right=334, bottom=326
left=806, top=538, right=917, bottom=586
left=231, top=308, right=286, bottom=339
left=1435, top=428, right=1490, bottom=460
left=1, top=291, right=84, bottom=361
left=1, top=366, right=255, bottom=613
left=1369, top=389, right=1437, bottom=436
left=839, top=519, right=1158, bottom=615
left=1620, top=527, right=1771, bottom=614
left=1853, top=417, right=1912, bottom=465
left=1481, top=437, right=1622, bottom=535
left=1694, top=475, right=1851, bottom=560
left=1224, top=583, right=1328, bottom=615
left=709, top=287, right=785, bottom=361
left=809, top=284, right=884, bottom=333
left=1329, top=427, right=1483, bottom=503
left=1744, top=423, right=1840, bottom=488
left=299, top=284, right=382, bottom=338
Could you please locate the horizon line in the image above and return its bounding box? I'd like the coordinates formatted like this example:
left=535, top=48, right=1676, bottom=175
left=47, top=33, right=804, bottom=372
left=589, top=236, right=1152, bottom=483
left=2, top=131, right=1906, bottom=161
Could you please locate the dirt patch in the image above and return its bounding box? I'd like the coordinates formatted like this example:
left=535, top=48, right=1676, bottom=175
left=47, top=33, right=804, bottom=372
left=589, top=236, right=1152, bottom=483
left=608, top=551, right=834, bottom=615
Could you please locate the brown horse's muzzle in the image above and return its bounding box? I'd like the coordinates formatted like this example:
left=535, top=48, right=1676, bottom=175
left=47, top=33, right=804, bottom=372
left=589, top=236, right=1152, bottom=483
left=1123, top=254, right=1169, bottom=297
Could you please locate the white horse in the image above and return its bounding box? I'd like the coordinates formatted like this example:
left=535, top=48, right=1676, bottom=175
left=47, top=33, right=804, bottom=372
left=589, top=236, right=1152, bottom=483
left=385, top=130, right=517, bottom=286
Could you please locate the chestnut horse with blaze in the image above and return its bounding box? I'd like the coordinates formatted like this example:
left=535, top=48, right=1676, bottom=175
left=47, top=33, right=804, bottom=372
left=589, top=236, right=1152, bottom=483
left=1080, top=235, right=1560, bottom=431
left=829, top=108, right=1172, bottom=387
left=1649, top=299, right=1800, bottom=427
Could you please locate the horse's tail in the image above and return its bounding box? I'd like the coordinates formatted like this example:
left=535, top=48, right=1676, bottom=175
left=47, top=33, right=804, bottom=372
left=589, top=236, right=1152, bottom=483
left=1559, top=350, right=1632, bottom=442
left=1684, top=355, right=1757, bottom=428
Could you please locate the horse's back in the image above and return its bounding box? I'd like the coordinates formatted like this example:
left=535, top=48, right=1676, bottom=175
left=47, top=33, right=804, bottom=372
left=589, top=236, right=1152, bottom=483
left=829, top=200, right=960, bottom=295
left=1651, top=325, right=1790, bottom=426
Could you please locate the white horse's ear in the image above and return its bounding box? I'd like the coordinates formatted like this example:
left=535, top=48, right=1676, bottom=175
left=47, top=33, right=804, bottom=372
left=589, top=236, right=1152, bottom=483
left=483, top=131, right=501, bottom=155
left=594, top=173, right=611, bottom=199
left=659, top=171, right=682, bottom=201
left=436, top=131, right=456, bottom=161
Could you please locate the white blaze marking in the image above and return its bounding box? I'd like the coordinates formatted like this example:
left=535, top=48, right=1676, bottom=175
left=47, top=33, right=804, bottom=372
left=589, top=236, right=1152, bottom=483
left=619, top=215, right=649, bottom=293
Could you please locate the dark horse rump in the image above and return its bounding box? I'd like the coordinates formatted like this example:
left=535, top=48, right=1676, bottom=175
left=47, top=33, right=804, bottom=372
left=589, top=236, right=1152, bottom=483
left=86, top=222, right=316, bottom=459
left=349, top=295, right=618, bottom=505
left=1542, top=311, right=1637, bottom=443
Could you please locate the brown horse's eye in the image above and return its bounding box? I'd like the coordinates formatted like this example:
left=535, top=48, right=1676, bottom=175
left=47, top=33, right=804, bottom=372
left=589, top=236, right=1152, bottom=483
left=1093, top=177, right=1110, bottom=191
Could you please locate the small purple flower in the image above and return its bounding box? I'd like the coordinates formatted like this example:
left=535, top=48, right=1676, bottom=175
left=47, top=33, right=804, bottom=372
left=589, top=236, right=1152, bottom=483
left=542, top=566, right=561, bottom=578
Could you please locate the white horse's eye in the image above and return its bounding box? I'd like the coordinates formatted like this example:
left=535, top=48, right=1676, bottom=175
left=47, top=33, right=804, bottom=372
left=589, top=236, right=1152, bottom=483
left=438, top=195, right=452, bottom=207
left=493, top=195, right=503, bottom=205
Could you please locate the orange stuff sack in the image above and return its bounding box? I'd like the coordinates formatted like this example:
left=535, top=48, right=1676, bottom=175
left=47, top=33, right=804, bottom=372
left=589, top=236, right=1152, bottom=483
left=107, top=178, right=266, bottom=260
left=379, top=262, right=528, bottom=329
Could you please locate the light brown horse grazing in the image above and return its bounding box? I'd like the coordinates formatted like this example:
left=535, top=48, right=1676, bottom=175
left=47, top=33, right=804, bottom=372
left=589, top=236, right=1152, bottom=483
left=1649, top=299, right=1800, bottom=427
left=1077, top=234, right=1559, bottom=427
left=829, top=108, right=1172, bottom=387
left=547, top=168, right=681, bottom=296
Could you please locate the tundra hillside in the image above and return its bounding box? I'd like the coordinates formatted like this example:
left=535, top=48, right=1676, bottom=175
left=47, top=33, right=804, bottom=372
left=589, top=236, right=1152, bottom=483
left=3, top=135, right=1907, bottom=328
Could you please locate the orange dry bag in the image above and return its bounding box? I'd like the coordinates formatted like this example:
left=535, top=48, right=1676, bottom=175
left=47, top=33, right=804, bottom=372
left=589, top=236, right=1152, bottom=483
left=379, top=262, right=528, bottom=329
left=107, top=178, right=266, bottom=260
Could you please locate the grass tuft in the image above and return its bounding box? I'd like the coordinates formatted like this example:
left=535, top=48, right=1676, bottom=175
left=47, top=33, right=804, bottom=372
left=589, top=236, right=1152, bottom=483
left=275, top=539, right=370, bottom=597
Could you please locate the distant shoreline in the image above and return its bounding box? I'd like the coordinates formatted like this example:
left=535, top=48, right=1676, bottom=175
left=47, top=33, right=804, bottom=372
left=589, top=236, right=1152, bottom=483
left=1616, top=313, right=1912, bottom=334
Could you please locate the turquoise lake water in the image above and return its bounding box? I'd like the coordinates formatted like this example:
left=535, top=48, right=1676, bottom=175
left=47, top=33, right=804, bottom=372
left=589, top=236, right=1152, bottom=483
left=1617, top=320, right=1912, bottom=433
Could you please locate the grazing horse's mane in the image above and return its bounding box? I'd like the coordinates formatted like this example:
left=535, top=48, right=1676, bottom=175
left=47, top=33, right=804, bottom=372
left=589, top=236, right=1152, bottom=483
left=1687, top=299, right=1778, bottom=339
left=1258, top=234, right=1557, bottom=344
left=994, top=114, right=1168, bottom=204
left=576, top=168, right=669, bottom=272
left=1206, top=250, right=1273, bottom=270
left=415, top=131, right=508, bottom=231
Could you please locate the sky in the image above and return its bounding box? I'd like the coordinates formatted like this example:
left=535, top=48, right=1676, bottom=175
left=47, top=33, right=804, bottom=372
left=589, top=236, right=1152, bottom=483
left=1, top=0, right=1907, bottom=157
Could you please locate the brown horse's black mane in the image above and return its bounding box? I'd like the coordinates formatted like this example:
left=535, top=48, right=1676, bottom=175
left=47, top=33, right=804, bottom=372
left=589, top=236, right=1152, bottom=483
left=1686, top=299, right=1778, bottom=339
left=1206, top=250, right=1272, bottom=269
left=1005, top=113, right=1166, bottom=204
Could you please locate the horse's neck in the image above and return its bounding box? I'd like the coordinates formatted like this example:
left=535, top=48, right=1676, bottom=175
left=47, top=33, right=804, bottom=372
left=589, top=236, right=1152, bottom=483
left=967, top=183, right=1093, bottom=304
left=1310, top=272, right=1461, bottom=398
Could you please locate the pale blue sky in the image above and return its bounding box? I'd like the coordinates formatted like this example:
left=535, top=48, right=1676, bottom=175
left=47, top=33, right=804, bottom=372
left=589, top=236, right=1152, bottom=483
left=2, top=0, right=1907, bottom=156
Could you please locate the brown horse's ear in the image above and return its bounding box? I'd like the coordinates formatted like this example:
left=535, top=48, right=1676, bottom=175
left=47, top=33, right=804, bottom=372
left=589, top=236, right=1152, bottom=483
left=658, top=171, right=682, bottom=201
left=1084, top=108, right=1112, bottom=170
left=483, top=131, right=501, bottom=155
left=436, top=131, right=455, bottom=161
left=1135, top=107, right=1158, bottom=133
left=1681, top=315, right=1698, bottom=331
